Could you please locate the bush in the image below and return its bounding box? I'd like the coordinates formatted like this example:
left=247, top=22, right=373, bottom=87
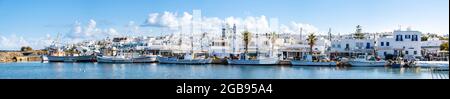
left=20, top=46, right=33, bottom=52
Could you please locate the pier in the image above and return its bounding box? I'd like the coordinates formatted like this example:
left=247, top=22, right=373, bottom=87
left=429, top=67, right=449, bottom=79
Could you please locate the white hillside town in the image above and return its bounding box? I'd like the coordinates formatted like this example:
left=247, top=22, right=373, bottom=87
left=41, top=10, right=449, bottom=68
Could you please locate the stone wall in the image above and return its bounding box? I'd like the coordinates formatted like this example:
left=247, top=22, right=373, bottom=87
left=0, top=51, right=46, bottom=62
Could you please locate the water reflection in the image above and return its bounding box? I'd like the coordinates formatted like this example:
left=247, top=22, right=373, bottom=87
left=0, top=62, right=446, bottom=79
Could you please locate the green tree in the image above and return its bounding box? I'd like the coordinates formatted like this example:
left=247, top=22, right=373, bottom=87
left=421, top=34, right=429, bottom=41
left=20, top=46, right=33, bottom=52
left=307, top=33, right=318, bottom=54
left=353, top=25, right=365, bottom=39
left=441, top=42, right=449, bottom=51
left=242, top=31, right=252, bottom=55
left=439, top=37, right=449, bottom=41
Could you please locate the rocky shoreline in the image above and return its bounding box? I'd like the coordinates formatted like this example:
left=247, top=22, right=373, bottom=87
left=0, top=51, right=47, bottom=62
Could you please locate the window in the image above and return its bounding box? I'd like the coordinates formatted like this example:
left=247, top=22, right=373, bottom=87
left=366, top=42, right=371, bottom=49
left=384, top=52, right=387, bottom=56
left=332, top=44, right=335, bottom=48
left=405, top=51, right=409, bottom=55
left=400, top=35, right=403, bottom=41
left=414, top=51, right=417, bottom=55
left=395, top=35, right=403, bottom=41
left=412, top=35, right=418, bottom=41
left=337, top=44, right=341, bottom=48
left=386, top=42, right=390, bottom=46
left=405, top=35, right=410, bottom=39
left=381, top=42, right=384, bottom=46
left=396, top=35, right=400, bottom=41
left=345, top=44, right=349, bottom=50
left=396, top=35, right=403, bottom=41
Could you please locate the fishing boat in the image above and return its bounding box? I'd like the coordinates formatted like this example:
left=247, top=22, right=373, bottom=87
left=157, top=31, right=213, bottom=64
left=227, top=56, right=279, bottom=65
left=97, top=54, right=157, bottom=63
left=132, top=55, right=158, bottom=63
left=348, top=55, right=386, bottom=67
left=291, top=55, right=336, bottom=66
left=46, top=55, right=96, bottom=62
left=97, top=55, right=132, bottom=63
left=227, top=30, right=280, bottom=65
left=157, top=53, right=212, bottom=64
left=44, top=47, right=97, bottom=62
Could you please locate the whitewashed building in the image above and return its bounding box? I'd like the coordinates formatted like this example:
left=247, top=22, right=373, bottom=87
left=421, top=37, right=445, bottom=55
left=374, top=29, right=422, bottom=59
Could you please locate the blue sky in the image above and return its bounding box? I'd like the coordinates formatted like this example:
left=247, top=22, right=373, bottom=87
left=0, top=0, right=448, bottom=49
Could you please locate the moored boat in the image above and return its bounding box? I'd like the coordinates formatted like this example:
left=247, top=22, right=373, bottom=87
left=349, top=55, right=386, bottom=67
left=157, top=53, right=212, bottom=64
left=227, top=58, right=279, bottom=65
left=291, top=55, right=337, bottom=66
left=97, top=55, right=132, bottom=63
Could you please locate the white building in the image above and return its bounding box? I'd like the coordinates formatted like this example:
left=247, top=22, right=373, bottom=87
left=330, top=38, right=375, bottom=57
left=376, top=36, right=394, bottom=58
left=375, top=29, right=422, bottom=59
left=421, top=37, right=445, bottom=55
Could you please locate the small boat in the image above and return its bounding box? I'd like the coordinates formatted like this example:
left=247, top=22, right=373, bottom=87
left=157, top=54, right=212, bottom=64
left=390, top=58, right=405, bottom=68
left=291, top=55, right=336, bottom=66
left=349, top=55, right=386, bottom=67
left=41, top=55, right=48, bottom=62
left=227, top=58, right=279, bottom=65
left=97, top=55, right=133, bottom=63
left=227, top=54, right=279, bottom=65
left=97, top=55, right=157, bottom=63
left=46, top=55, right=96, bottom=62
left=131, top=55, right=158, bottom=63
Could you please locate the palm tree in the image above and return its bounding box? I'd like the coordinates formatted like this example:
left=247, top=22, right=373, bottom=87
left=269, top=32, right=278, bottom=56
left=307, top=33, right=318, bottom=54
left=242, top=31, right=252, bottom=56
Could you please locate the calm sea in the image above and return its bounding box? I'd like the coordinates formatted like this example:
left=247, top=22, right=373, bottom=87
left=0, top=62, right=447, bottom=79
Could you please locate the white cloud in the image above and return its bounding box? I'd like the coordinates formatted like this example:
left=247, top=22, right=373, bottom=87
left=280, top=22, right=319, bottom=34
left=0, top=33, right=52, bottom=50
left=126, top=21, right=141, bottom=34
left=141, top=11, right=319, bottom=35
left=65, top=19, right=120, bottom=43
left=146, top=13, right=159, bottom=24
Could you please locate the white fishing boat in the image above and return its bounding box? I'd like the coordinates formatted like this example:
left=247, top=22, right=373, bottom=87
left=349, top=55, right=386, bottom=67
left=97, top=55, right=133, bottom=63
left=97, top=54, right=158, bottom=63
left=227, top=57, right=279, bottom=65
left=46, top=55, right=96, bottom=62
left=132, top=55, right=158, bottom=63
left=227, top=30, right=280, bottom=65
left=157, top=53, right=212, bottom=64
left=291, top=55, right=336, bottom=66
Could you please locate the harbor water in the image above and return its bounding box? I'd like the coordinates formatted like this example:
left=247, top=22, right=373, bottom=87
left=0, top=62, right=448, bottom=79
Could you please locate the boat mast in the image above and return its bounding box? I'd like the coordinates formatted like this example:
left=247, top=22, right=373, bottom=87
left=299, top=28, right=303, bottom=44
left=232, top=24, right=237, bottom=55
